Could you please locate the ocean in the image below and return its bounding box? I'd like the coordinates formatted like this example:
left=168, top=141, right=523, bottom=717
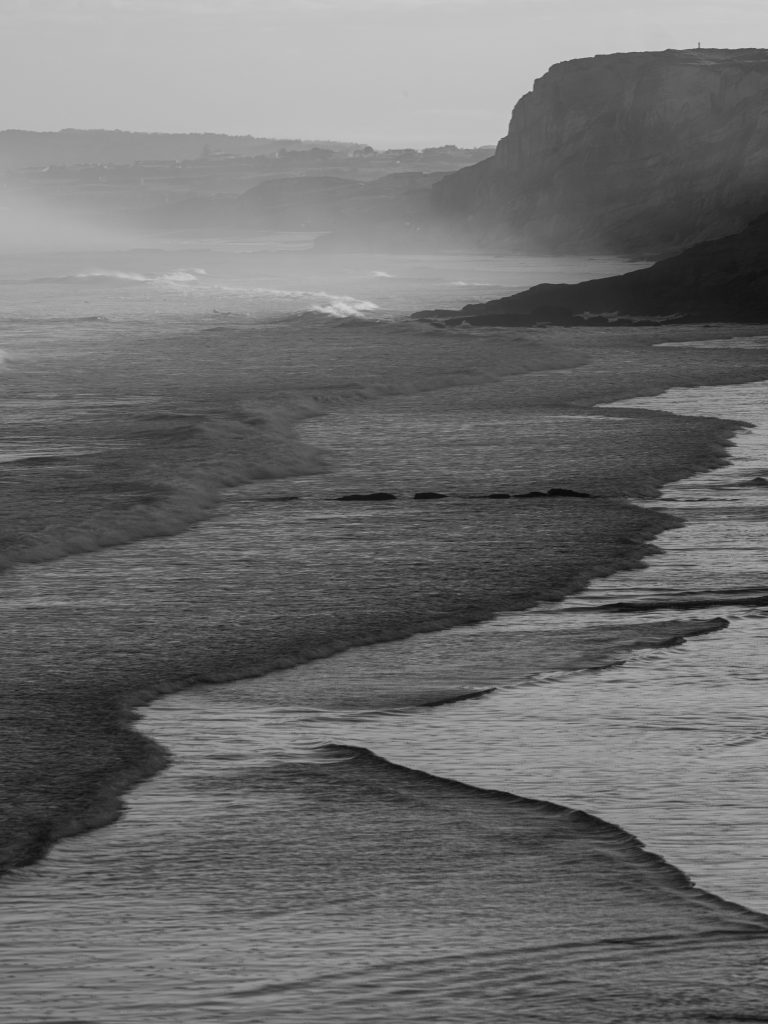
left=2, top=235, right=768, bottom=1022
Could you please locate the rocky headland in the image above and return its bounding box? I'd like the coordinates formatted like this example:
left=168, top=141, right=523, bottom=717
left=413, top=212, right=768, bottom=326
left=433, top=48, right=768, bottom=256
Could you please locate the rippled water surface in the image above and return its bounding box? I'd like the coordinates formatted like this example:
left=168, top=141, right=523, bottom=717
left=4, top=243, right=768, bottom=1021
left=133, top=381, right=768, bottom=907
left=4, top=373, right=768, bottom=1021
left=306, top=381, right=768, bottom=909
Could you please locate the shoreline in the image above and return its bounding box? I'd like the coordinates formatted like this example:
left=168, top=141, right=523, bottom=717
left=1, top=499, right=672, bottom=876
left=10, top=396, right=767, bottom=1020
left=2, top=325, right=768, bottom=876
left=334, top=377, right=768, bottom=915
left=324, top=744, right=768, bottom=930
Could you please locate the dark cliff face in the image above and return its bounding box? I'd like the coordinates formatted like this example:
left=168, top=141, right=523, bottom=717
left=433, top=49, right=768, bottom=256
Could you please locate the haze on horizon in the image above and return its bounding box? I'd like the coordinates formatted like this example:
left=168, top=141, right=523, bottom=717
left=0, top=0, right=766, bottom=149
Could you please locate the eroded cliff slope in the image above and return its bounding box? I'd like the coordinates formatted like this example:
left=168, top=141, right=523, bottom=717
left=434, top=49, right=768, bottom=255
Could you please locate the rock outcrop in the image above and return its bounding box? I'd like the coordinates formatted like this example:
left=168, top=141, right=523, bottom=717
left=412, top=212, right=768, bottom=325
left=433, top=49, right=768, bottom=255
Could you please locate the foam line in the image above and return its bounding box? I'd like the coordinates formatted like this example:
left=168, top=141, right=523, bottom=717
left=321, top=744, right=768, bottom=929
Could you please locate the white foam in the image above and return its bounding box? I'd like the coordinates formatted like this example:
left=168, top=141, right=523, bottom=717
left=310, top=297, right=380, bottom=319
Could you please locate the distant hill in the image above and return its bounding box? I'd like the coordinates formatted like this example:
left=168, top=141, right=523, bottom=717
left=238, top=172, right=466, bottom=252
left=413, top=213, right=768, bottom=325
left=433, top=49, right=768, bottom=256
left=0, top=134, right=493, bottom=248
left=148, top=171, right=460, bottom=251
left=0, top=130, right=354, bottom=170
left=236, top=172, right=442, bottom=230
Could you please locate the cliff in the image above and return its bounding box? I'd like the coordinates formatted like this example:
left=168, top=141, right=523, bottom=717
left=413, top=213, right=768, bottom=326
left=433, top=49, right=768, bottom=255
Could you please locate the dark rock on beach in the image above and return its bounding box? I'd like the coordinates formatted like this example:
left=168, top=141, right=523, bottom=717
left=336, top=492, right=398, bottom=501
left=516, top=488, right=593, bottom=499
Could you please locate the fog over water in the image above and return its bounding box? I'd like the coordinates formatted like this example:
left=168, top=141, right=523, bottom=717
left=0, top=188, right=145, bottom=253
left=3, top=230, right=768, bottom=1022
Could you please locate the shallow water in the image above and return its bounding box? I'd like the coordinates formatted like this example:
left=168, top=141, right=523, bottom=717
left=120, top=381, right=768, bottom=912
left=272, top=381, right=768, bottom=908
left=4, top=243, right=768, bottom=1021
left=4, top=375, right=768, bottom=1021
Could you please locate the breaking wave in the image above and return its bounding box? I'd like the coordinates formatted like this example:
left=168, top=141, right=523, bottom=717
left=0, top=359, right=488, bottom=573
left=33, top=268, right=208, bottom=287
left=0, top=410, right=326, bottom=572
left=193, top=283, right=382, bottom=318
left=0, top=314, right=108, bottom=324
left=239, top=287, right=381, bottom=319
left=310, top=297, right=380, bottom=319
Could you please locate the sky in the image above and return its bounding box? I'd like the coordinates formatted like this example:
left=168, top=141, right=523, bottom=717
left=0, top=0, right=766, bottom=148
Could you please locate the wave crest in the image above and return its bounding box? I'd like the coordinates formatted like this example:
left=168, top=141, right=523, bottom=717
left=0, top=410, right=325, bottom=571
left=246, top=287, right=381, bottom=319
left=32, top=268, right=208, bottom=287
left=310, top=297, right=380, bottom=319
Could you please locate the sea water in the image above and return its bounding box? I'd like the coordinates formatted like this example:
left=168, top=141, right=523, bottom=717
left=3, top=237, right=768, bottom=1022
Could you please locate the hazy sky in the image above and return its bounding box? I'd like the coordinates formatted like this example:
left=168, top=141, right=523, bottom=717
left=0, top=0, right=766, bottom=147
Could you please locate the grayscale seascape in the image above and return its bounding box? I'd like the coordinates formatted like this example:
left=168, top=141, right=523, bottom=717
left=4, top=6, right=768, bottom=1021
left=3, top=240, right=768, bottom=1021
